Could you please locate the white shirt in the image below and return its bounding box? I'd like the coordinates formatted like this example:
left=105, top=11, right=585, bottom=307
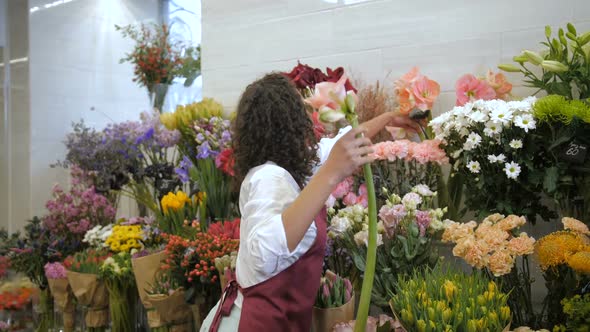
left=234, top=126, right=351, bottom=308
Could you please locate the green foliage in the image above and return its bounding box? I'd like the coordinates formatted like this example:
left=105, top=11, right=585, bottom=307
left=499, top=23, right=590, bottom=99
left=350, top=222, right=439, bottom=307
left=8, top=217, right=58, bottom=289
left=559, top=293, right=590, bottom=331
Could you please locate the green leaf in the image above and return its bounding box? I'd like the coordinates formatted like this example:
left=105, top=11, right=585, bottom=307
left=543, top=167, right=559, bottom=193
left=567, top=23, right=577, bottom=36
left=353, top=252, right=366, bottom=272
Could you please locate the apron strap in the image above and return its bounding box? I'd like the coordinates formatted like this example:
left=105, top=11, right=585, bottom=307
left=209, top=279, right=240, bottom=332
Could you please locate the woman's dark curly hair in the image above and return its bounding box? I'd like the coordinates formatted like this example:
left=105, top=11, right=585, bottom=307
left=232, top=73, right=319, bottom=189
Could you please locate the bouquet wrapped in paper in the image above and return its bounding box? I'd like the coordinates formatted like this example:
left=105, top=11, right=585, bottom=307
left=45, top=262, right=76, bottom=331
left=146, top=271, right=193, bottom=332
left=65, top=250, right=112, bottom=331
left=132, top=249, right=167, bottom=329
left=313, top=272, right=355, bottom=332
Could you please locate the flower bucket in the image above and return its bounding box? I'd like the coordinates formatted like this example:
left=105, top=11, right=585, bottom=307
left=66, top=271, right=109, bottom=329
left=312, top=293, right=355, bottom=332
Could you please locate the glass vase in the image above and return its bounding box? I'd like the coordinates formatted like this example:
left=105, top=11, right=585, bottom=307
left=34, top=288, right=55, bottom=332
left=149, top=84, right=169, bottom=113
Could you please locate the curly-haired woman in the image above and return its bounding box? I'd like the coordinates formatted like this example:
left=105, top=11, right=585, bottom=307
left=202, top=73, right=418, bottom=332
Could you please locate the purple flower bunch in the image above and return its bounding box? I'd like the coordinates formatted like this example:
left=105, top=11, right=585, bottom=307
left=44, top=262, right=67, bottom=279
left=193, top=116, right=231, bottom=159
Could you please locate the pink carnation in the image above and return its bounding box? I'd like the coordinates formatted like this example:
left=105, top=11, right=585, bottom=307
left=407, top=140, right=449, bottom=165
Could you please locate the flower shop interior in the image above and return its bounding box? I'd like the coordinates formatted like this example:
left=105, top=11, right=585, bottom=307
left=1, top=0, right=589, bottom=331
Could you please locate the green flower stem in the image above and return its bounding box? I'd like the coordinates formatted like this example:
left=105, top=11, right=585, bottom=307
left=35, top=288, right=55, bottom=332
left=351, top=117, right=378, bottom=332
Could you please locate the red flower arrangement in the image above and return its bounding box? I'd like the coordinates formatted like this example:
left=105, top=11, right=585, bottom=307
left=208, top=218, right=240, bottom=240
left=116, top=23, right=183, bottom=94
left=283, top=62, right=357, bottom=139
left=283, top=62, right=357, bottom=93
left=162, top=233, right=239, bottom=287
left=0, top=286, right=36, bottom=311
left=215, top=148, right=235, bottom=177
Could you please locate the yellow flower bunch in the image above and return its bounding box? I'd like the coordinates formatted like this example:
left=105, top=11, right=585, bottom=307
left=105, top=225, right=143, bottom=253
left=158, top=190, right=202, bottom=235
left=566, top=251, right=590, bottom=275
left=535, top=217, right=590, bottom=272
left=160, top=98, right=224, bottom=130
left=161, top=191, right=192, bottom=214
left=391, top=264, right=511, bottom=332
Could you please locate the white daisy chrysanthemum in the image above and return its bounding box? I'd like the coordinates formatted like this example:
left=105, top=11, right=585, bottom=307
left=467, top=160, right=481, bottom=173
left=468, top=111, right=488, bottom=123
left=490, top=106, right=514, bottom=125
left=504, top=161, right=521, bottom=179
left=509, top=139, right=523, bottom=149
left=487, top=154, right=506, bottom=163
left=463, top=132, right=482, bottom=151
left=514, top=114, right=536, bottom=132
left=483, top=121, right=503, bottom=137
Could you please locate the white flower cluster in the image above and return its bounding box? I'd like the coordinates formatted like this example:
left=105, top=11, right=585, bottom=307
left=328, top=205, right=368, bottom=237
left=83, top=224, right=113, bottom=249
left=429, top=98, right=536, bottom=180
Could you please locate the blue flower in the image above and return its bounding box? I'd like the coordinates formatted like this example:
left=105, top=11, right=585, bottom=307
left=136, top=127, right=155, bottom=145
left=197, top=141, right=213, bottom=159
left=174, top=156, right=193, bottom=183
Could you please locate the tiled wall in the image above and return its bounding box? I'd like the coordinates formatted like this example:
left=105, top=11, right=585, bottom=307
left=201, top=0, right=590, bottom=114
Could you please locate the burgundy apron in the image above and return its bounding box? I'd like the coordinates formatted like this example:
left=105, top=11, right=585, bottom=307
left=210, top=208, right=327, bottom=332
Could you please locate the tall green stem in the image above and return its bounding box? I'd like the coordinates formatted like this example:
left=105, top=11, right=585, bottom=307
left=352, top=118, right=378, bottom=332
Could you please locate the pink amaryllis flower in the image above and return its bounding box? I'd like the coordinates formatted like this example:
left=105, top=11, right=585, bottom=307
left=412, top=75, right=440, bottom=111
left=394, top=67, right=440, bottom=114
left=305, top=74, right=357, bottom=123
left=455, top=74, right=496, bottom=106
left=485, top=70, right=512, bottom=100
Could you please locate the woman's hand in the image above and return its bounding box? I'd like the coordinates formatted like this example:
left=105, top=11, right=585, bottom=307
left=358, top=112, right=423, bottom=139
left=388, top=113, right=424, bottom=132
left=322, top=127, right=374, bottom=184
